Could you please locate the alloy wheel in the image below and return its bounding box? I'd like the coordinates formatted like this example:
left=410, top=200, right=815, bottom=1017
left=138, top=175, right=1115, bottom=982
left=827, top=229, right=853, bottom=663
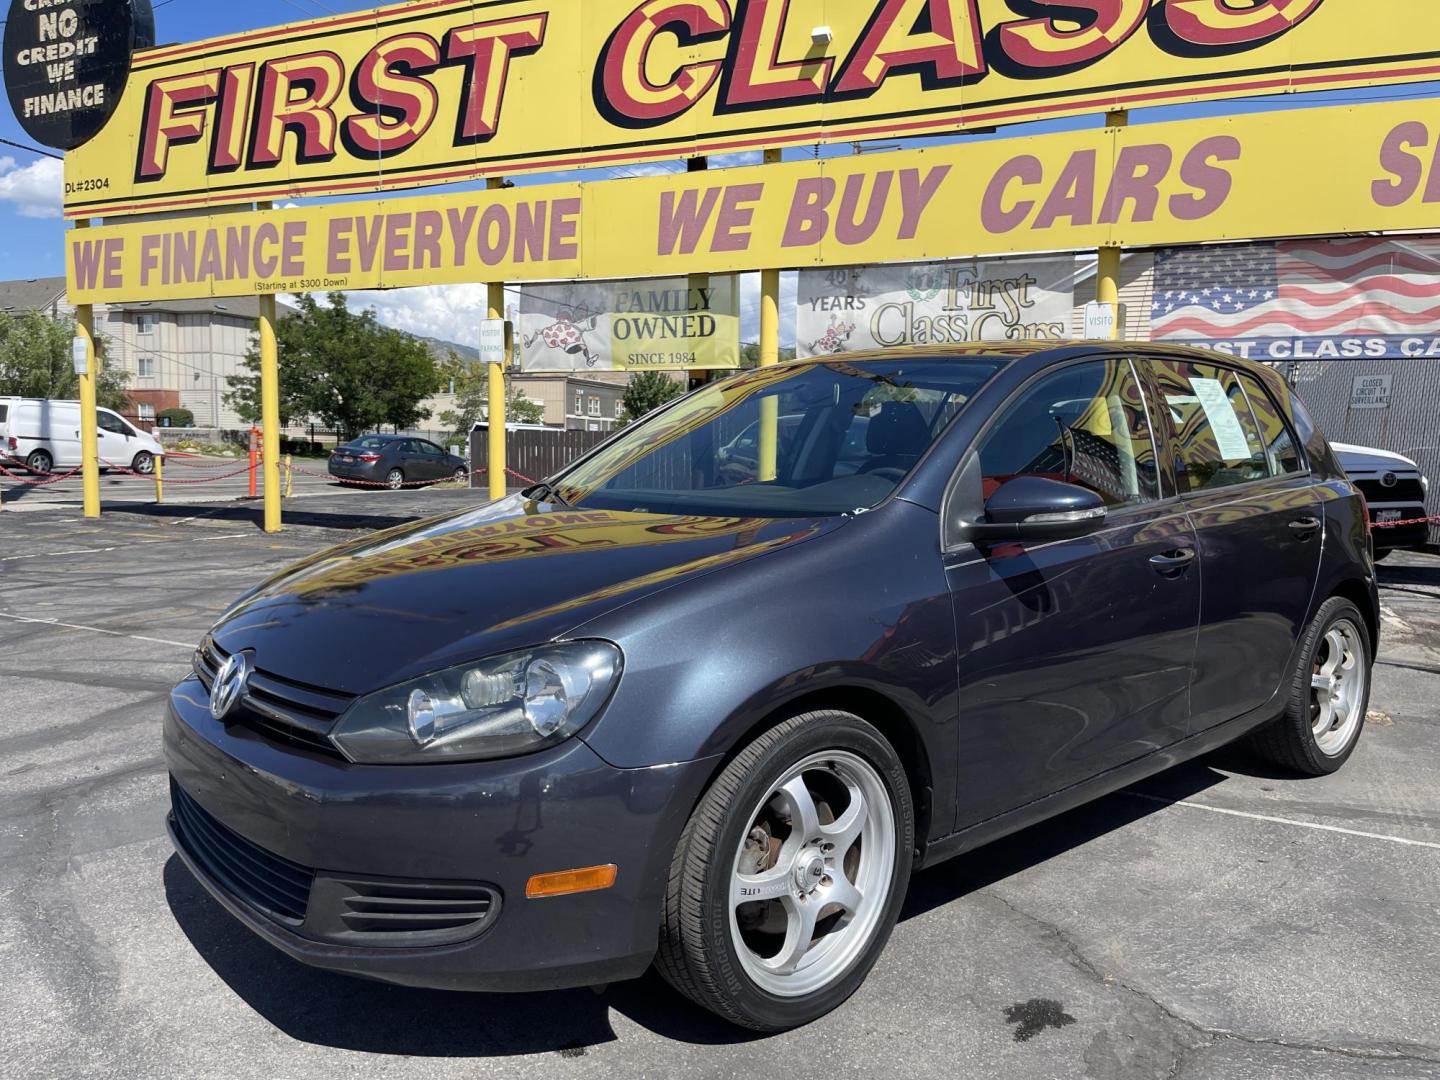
left=1311, top=618, right=1366, bottom=756
left=386, top=469, right=404, bottom=490
left=728, top=750, right=896, bottom=998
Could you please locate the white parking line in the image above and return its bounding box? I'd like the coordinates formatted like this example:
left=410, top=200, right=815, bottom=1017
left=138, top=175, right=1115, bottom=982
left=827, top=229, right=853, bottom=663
left=0, top=532, right=249, bottom=562
left=0, top=612, right=195, bottom=650
left=1123, top=791, right=1440, bottom=850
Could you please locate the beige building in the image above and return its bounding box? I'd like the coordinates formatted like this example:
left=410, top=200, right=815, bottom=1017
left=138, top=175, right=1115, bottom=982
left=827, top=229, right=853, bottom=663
left=0, top=276, right=281, bottom=429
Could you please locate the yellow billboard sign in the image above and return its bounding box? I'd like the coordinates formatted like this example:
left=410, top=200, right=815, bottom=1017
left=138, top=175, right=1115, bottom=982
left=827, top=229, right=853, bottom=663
left=63, top=0, right=1440, bottom=219
left=67, top=96, right=1440, bottom=304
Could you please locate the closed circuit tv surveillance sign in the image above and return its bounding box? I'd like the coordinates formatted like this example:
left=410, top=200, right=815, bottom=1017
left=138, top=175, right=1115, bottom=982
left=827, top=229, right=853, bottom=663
left=2, top=0, right=151, bottom=150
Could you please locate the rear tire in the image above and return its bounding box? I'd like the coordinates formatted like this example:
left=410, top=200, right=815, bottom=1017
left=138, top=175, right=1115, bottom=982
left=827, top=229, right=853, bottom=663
left=1249, top=597, right=1372, bottom=775
left=131, top=451, right=155, bottom=475
left=385, top=468, right=404, bottom=490
left=656, top=710, right=914, bottom=1031
left=25, top=449, right=52, bottom=474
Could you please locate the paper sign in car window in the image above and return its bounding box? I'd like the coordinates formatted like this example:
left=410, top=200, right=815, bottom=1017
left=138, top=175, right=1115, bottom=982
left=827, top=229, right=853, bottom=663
left=1190, top=378, right=1254, bottom=461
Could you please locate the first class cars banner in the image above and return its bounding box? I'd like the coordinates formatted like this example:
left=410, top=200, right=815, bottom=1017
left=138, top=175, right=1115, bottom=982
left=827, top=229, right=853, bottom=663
left=60, top=0, right=1440, bottom=219
left=66, top=96, right=1440, bottom=303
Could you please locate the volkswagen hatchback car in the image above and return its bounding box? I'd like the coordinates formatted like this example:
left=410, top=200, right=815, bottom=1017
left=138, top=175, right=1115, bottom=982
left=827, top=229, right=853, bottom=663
left=166, top=344, right=1376, bottom=1031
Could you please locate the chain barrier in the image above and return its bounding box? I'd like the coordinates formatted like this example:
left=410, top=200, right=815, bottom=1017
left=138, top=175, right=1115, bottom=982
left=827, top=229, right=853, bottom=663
left=288, top=460, right=537, bottom=490
left=1371, top=515, right=1440, bottom=530
left=98, top=457, right=258, bottom=484
left=4, top=453, right=536, bottom=494
left=0, top=461, right=84, bottom=488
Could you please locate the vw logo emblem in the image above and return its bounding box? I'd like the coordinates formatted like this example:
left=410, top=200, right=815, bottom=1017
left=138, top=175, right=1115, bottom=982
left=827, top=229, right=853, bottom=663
left=209, top=652, right=253, bottom=721
left=1380, top=471, right=1398, bottom=488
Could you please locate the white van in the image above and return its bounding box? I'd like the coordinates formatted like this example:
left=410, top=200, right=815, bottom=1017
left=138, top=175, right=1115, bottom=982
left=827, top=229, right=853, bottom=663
left=0, top=398, right=165, bottom=475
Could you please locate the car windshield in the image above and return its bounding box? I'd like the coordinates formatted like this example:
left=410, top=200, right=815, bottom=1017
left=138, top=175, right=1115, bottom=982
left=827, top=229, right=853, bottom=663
left=553, top=358, right=1003, bottom=517
left=350, top=436, right=388, bottom=449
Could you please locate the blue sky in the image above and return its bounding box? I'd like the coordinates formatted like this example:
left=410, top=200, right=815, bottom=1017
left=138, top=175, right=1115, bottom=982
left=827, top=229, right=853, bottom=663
left=1, top=0, right=1436, bottom=345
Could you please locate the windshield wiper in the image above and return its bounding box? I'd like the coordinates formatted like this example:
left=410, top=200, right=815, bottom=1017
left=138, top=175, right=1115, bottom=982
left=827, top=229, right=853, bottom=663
left=524, top=480, right=573, bottom=508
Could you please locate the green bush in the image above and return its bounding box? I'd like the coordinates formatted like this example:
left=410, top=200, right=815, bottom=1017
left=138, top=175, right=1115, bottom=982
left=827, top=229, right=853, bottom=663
left=157, top=407, right=194, bottom=428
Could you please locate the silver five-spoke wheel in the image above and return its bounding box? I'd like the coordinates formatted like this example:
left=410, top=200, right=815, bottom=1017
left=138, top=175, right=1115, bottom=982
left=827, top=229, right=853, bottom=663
left=1311, top=618, right=1366, bottom=757
left=728, top=750, right=896, bottom=997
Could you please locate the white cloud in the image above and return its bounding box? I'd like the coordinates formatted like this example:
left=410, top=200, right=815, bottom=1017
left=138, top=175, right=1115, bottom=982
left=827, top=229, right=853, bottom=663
left=345, top=284, right=498, bottom=348
left=0, top=155, right=63, bottom=219
left=347, top=271, right=803, bottom=353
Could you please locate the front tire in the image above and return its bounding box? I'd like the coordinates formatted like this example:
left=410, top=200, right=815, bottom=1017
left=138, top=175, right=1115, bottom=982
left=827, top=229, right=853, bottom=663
left=1250, top=597, right=1372, bottom=775
left=656, top=710, right=914, bottom=1031
left=131, top=451, right=155, bottom=475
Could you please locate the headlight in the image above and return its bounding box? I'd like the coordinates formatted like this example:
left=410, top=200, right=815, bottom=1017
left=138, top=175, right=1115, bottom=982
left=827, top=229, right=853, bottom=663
left=330, top=641, right=621, bottom=764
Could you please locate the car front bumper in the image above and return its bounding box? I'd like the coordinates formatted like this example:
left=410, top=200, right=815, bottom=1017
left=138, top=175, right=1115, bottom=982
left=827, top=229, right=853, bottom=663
left=164, top=676, right=717, bottom=991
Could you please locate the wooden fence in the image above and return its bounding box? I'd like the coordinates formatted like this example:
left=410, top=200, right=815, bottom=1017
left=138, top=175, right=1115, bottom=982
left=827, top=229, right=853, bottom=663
left=470, top=427, right=610, bottom=486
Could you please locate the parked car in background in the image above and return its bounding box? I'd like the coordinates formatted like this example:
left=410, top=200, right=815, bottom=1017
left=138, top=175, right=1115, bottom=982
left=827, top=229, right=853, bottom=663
left=0, top=397, right=164, bottom=475
left=1332, top=442, right=1432, bottom=559
left=327, top=434, right=468, bottom=489
left=168, top=344, right=1376, bottom=1032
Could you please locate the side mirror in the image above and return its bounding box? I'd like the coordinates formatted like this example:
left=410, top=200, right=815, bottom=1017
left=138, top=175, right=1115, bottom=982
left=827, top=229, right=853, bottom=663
left=967, top=476, right=1108, bottom=544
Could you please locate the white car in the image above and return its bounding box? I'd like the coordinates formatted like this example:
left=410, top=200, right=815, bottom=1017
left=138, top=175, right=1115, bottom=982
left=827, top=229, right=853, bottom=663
left=0, top=397, right=165, bottom=476
left=1331, top=441, right=1432, bottom=558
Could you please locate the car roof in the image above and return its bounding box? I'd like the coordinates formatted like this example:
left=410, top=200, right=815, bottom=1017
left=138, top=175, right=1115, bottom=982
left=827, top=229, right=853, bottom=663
left=789, top=340, right=1272, bottom=369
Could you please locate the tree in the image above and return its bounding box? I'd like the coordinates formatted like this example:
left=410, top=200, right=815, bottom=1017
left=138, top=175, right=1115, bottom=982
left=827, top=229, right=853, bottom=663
left=739, top=342, right=797, bottom=368
left=0, top=309, right=130, bottom=412
left=225, top=293, right=443, bottom=438
left=437, top=354, right=544, bottom=438
left=620, top=370, right=684, bottom=426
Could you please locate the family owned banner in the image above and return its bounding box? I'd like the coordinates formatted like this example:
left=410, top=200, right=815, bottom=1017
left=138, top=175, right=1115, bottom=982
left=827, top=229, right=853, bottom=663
left=518, top=277, right=740, bottom=372
left=796, top=258, right=1075, bottom=357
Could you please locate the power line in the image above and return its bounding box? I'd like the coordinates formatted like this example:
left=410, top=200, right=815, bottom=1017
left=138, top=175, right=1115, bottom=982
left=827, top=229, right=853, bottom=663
left=0, top=138, right=63, bottom=161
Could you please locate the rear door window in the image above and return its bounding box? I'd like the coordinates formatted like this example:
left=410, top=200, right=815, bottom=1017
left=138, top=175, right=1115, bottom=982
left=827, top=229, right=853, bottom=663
left=976, top=358, right=1161, bottom=508
left=1235, top=371, right=1304, bottom=475
left=0, top=404, right=8, bottom=423
left=1150, top=360, right=1271, bottom=492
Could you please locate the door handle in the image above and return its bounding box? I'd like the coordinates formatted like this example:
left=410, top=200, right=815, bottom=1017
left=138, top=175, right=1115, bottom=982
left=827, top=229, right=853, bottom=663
left=1288, top=516, right=1321, bottom=538
left=1149, top=549, right=1196, bottom=575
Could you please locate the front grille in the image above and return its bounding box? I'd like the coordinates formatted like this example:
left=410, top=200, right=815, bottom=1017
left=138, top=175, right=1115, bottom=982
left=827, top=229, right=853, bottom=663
left=309, top=876, right=500, bottom=946
left=1355, top=477, right=1427, bottom=505
left=194, top=639, right=351, bottom=759
left=170, top=779, right=315, bottom=924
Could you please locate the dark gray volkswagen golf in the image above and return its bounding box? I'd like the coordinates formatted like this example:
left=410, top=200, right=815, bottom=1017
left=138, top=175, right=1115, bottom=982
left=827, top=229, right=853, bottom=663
left=166, top=343, right=1377, bottom=1030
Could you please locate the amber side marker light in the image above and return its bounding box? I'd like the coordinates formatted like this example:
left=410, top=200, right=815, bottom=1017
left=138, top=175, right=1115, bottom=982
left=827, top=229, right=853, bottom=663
left=525, top=864, right=618, bottom=899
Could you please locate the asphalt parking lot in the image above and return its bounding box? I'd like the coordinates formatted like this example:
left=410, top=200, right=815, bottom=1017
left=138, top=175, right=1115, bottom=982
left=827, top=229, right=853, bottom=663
left=1, top=495, right=1437, bottom=1080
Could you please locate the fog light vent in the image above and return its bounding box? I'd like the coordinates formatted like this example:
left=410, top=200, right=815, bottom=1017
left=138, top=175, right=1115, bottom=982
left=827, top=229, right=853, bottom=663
left=308, top=875, right=501, bottom=946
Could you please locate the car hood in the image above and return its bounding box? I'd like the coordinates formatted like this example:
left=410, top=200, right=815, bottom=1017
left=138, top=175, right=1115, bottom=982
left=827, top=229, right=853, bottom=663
left=1330, top=442, right=1419, bottom=471
left=210, top=495, right=839, bottom=695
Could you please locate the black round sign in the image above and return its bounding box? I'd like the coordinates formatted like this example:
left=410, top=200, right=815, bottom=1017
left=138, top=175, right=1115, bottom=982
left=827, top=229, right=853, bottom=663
left=3, top=0, right=154, bottom=151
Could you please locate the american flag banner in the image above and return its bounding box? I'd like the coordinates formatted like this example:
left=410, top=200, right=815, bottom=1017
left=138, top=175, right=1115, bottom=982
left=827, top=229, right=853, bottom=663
left=1150, top=238, right=1440, bottom=361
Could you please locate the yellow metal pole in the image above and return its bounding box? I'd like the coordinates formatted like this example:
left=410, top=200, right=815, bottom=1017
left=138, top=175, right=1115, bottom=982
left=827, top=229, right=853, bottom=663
left=758, top=148, right=782, bottom=482
left=153, top=453, right=163, bottom=504
left=258, top=290, right=282, bottom=533
left=284, top=453, right=293, bottom=498
left=1096, top=110, right=1128, bottom=341
left=75, top=220, right=101, bottom=518
left=486, top=177, right=507, bottom=501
